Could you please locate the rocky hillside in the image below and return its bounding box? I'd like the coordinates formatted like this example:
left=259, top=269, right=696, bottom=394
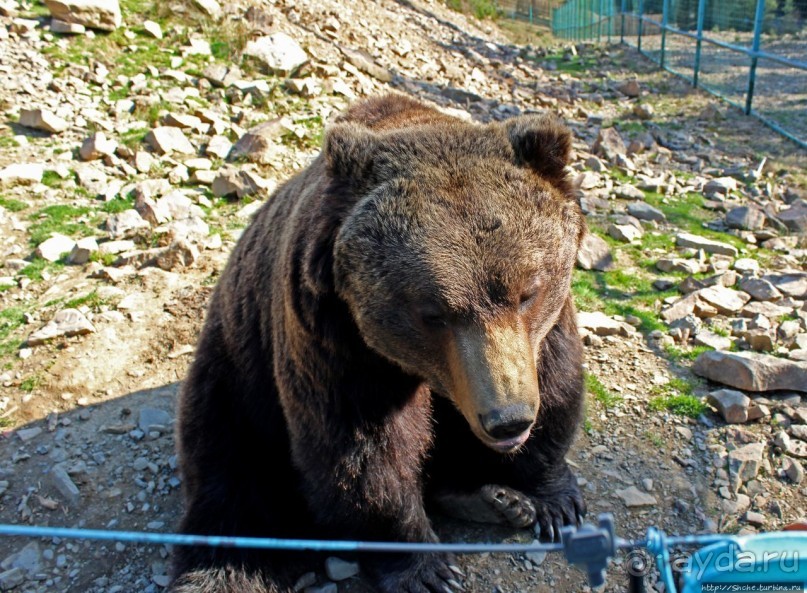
left=0, top=0, right=805, bottom=592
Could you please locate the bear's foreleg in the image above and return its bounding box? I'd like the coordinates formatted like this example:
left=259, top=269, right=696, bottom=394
left=287, top=384, right=462, bottom=593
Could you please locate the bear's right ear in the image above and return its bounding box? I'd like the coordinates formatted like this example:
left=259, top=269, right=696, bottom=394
left=323, top=123, right=379, bottom=183
left=504, top=114, right=572, bottom=182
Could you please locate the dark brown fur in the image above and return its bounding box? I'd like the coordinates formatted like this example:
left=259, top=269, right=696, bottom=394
left=172, top=95, right=586, bottom=593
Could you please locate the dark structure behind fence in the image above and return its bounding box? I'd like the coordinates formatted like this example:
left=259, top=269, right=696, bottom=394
left=520, top=0, right=807, bottom=148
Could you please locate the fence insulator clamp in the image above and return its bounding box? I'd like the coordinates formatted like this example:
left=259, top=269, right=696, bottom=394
left=561, top=513, right=617, bottom=589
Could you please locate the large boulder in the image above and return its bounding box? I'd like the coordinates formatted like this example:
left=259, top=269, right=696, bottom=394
left=44, top=0, right=121, bottom=31
left=693, top=350, right=807, bottom=393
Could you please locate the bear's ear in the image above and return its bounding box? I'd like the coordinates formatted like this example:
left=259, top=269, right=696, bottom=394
left=323, top=123, right=379, bottom=182
left=504, top=114, right=572, bottom=181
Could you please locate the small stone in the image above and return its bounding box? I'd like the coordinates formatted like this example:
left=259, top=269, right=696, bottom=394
left=293, top=573, right=317, bottom=592
left=35, top=234, right=76, bottom=262
left=155, top=240, right=199, bottom=271
left=734, top=258, right=760, bottom=274
left=614, top=184, right=644, bottom=200
left=305, top=584, right=337, bottom=593
left=743, top=511, right=765, bottom=526
left=44, top=0, right=122, bottom=31
left=340, top=46, right=392, bottom=82
left=27, top=309, right=95, bottom=346
left=576, top=233, right=613, bottom=271
left=703, top=177, right=738, bottom=198
left=145, top=127, right=195, bottom=156
left=693, top=330, right=732, bottom=351
left=16, top=427, right=42, bottom=442
left=632, top=103, right=653, bottom=120
left=698, top=286, right=750, bottom=314
left=577, top=312, right=629, bottom=337
left=143, top=19, right=162, bottom=39
left=592, top=127, right=625, bottom=162
left=19, top=108, right=69, bottom=134
left=79, top=132, right=117, bottom=161
left=618, top=79, right=641, bottom=97
left=49, top=465, right=80, bottom=503
left=243, top=32, right=308, bottom=76
left=212, top=169, right=270, bottom=199
left=106, top=209, right=150, bottom=238
left=0, top=163, right=44, bottom=185
left=608, top=223, right=642, bottom=242
left=739, top=277, right=782, bottom=302
left=616, top=486, right=656, bottom=508
left=50, top=18, right=86, bottom=33
left=783, top=457, right=804, bottom=484
left=777, top=200, right=807, bottom=233
left=726, top=206, right=766, bottom=231
left=676, top=232, right=738, bottom=258
left=229, top=119, right=286, bottom=164
left=627, top=202, right=665, bottom=222
left=325, top=557, right=359, bottom=581
left=728, top=442, right=765, bottom=491
left=68, top=237, right=99, bottom=265
left=191, top=0, right=221, bottom=18
left=205, top=135, right=233, bottom=159
left=138, top=408, right=172, bottom=433
left=0, top=567, right=24, bottom=590
left=707, top=389, right=750, bottom=423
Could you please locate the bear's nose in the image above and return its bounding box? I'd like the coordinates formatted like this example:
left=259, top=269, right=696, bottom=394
left=478, top=405, right=534, bottom=441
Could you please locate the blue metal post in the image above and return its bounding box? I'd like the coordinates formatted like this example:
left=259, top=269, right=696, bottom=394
left=529, top=3, right=533, bottom=24
left=745, top=0, right=765, bottom=115
left=660, top=0, right=669, bottom=68
left=620, top=0, right=626, bottom=44
left=693, top=0, right=706, bottom=86
left=599, top=0, right=604, bottom=41
left=637, top=0, right=644, bottom=54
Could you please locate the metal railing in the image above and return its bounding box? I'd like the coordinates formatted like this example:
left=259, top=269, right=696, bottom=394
left=547, top=0, right=807, bottom=149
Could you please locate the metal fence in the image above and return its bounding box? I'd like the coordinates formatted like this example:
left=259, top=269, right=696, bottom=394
left=544, top=0, right=807, bottom=149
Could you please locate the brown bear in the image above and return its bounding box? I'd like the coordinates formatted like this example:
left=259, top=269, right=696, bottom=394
left=171, top=94, right=587, bottom=593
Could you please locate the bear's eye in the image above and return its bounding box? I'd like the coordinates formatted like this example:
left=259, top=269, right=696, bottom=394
left=519, top=280, right=542, bottom=311
left=420, top=309, right=448, bottom=329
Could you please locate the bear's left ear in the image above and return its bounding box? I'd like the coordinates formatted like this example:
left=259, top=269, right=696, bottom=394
left=323, top=122, right=379, bottom=184
left=504, top=114, right=572, bottom=181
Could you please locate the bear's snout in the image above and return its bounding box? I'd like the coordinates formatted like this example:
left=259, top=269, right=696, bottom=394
left=478, top=405, right=534, bottom=443
left=447, top=322, right=539, bottom=452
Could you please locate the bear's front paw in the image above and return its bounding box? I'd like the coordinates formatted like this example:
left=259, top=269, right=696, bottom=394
left=375, top=554, right=464, bottom=593
left=479, top=484, right=536, bottom=528
left=532, top=486, right=586, bottom=542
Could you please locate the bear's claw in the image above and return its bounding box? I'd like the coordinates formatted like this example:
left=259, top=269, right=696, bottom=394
left=532, top=487, right=587, bottom=542
left=480, top=484, right=537, bottom=529
left=376, top=554, right=462, bottom=593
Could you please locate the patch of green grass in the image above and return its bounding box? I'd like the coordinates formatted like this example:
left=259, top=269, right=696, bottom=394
left=646, top=432, right=664, bottom=447
left=445, top=0, right=502, bottom=19
left=663, top=344, right=713, bottom=362
left=64, top=290, right=109, bottom=312
left=18, top=258, right=64, bottom=282
left=119, top=127, right=150, bottom=148
left=649, top=394, right=707, bottom=418
left=572, top=269, right=669, bottom=333
left=101, top=197, right=135, bottom=213
left=643, top=192, right=746, bottom=251
left=89, top=251, right=119, bottom=266
left=41, top=170, right=64, bottom=188
left=28, top=205, right=93, bottom=246
left=0, top=307, right=25, bottom=360
left=0, top=133, right=20, bottom=148
left=585, top=372, right=623, bottom=409
left=616, top=120, right=646, bottom=134
left=0, top=196, right=28, bottom=212
left=19, top=375, right=41, bottom=392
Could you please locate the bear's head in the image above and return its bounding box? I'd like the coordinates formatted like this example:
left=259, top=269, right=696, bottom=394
left=309, top=113, right=584, bottom=453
